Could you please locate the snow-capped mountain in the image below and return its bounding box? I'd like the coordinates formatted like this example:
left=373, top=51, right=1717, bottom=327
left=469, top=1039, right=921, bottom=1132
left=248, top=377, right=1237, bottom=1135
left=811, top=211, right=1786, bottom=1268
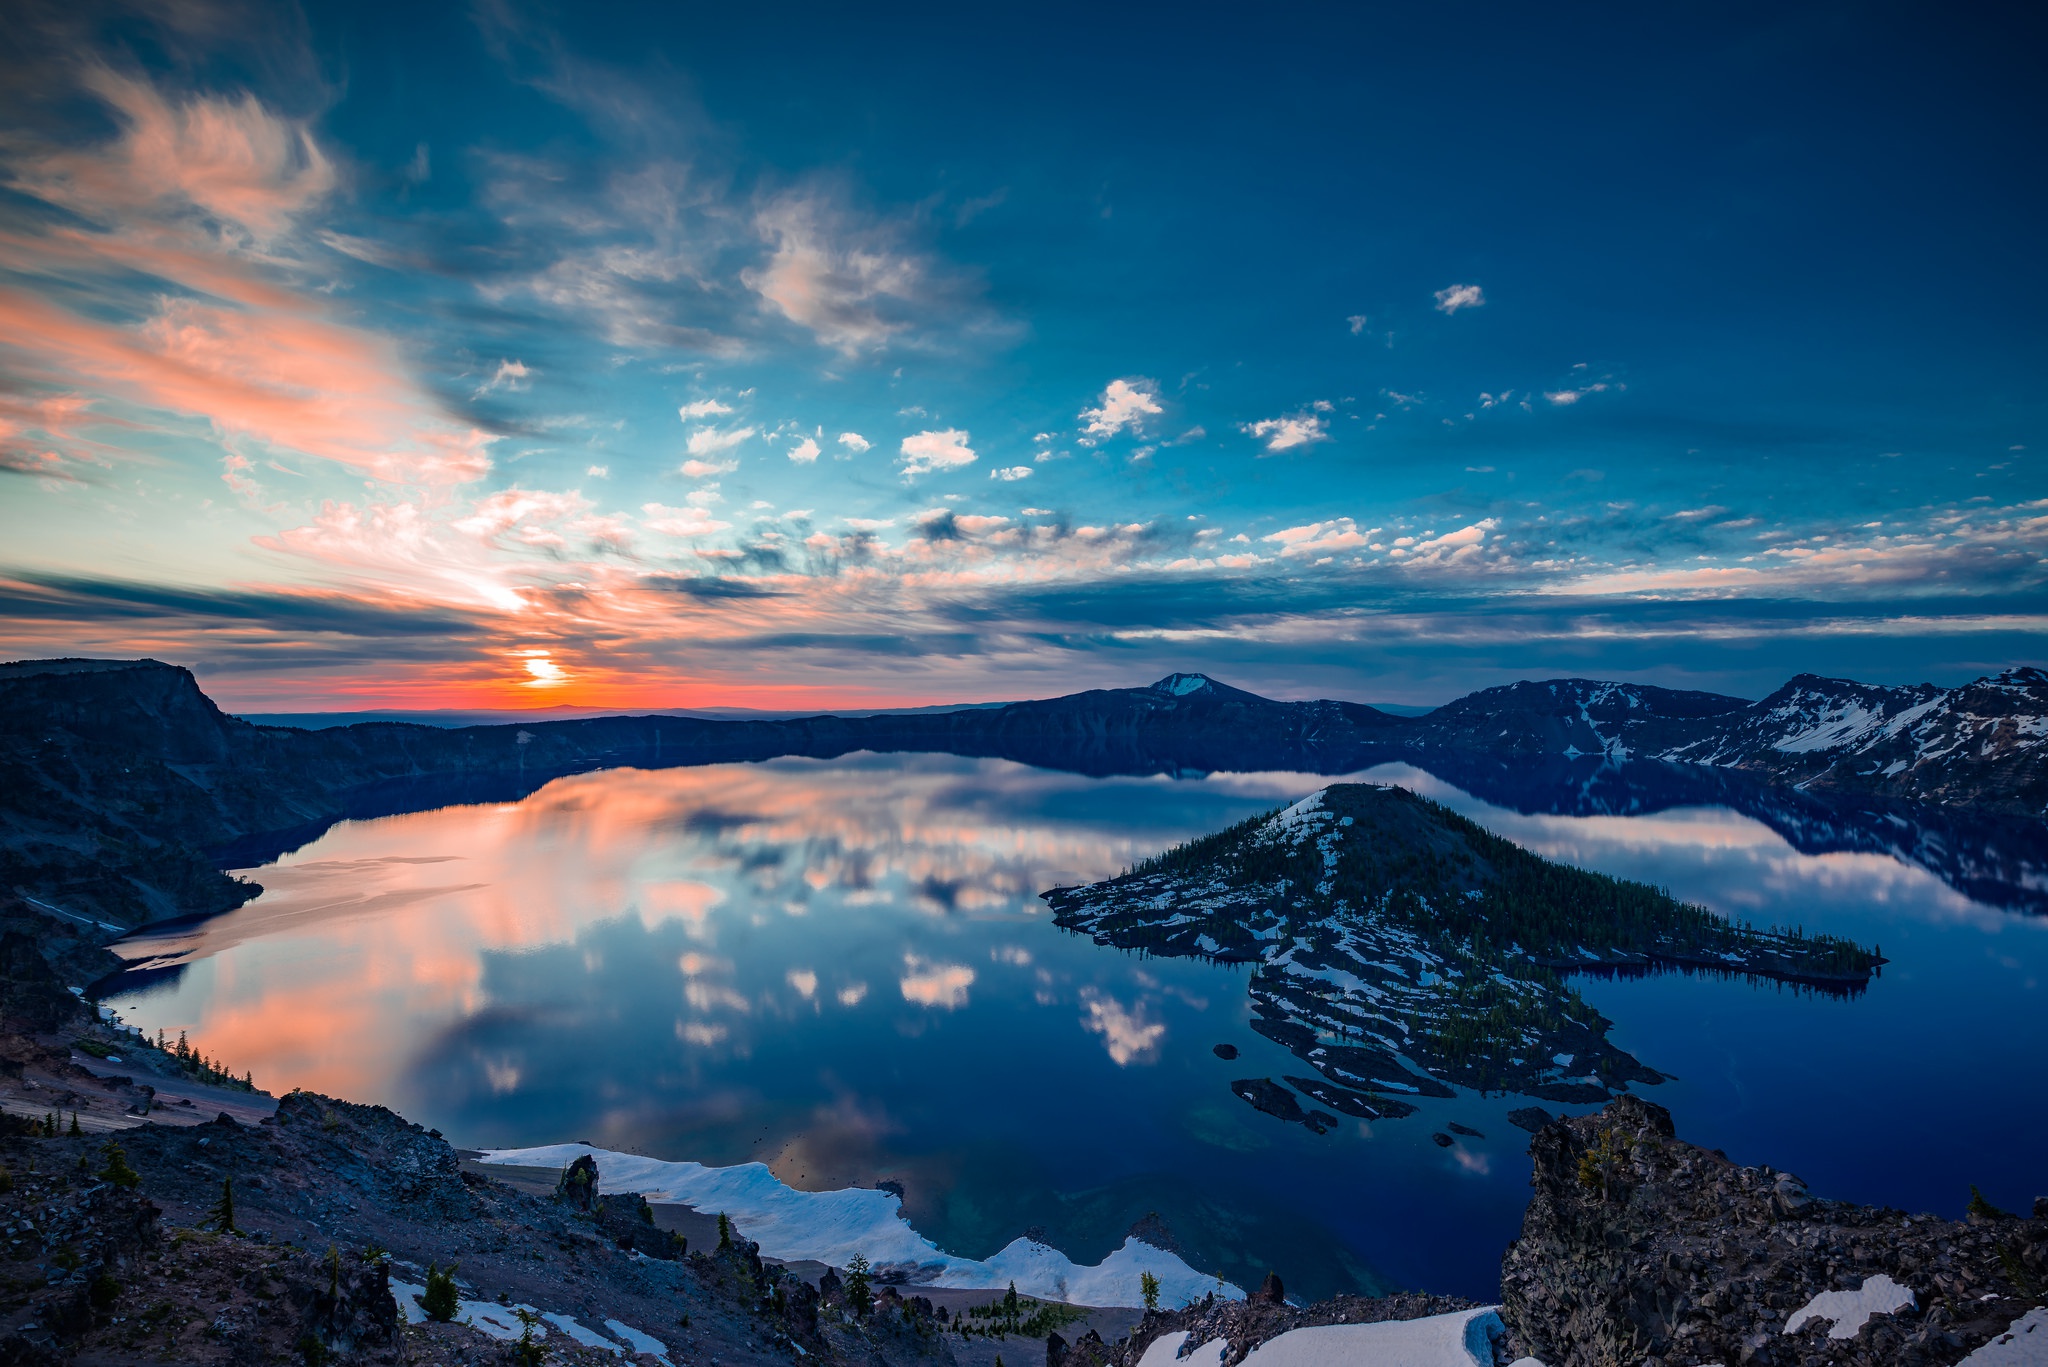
left=1644, top=668, right=2048, bottom=813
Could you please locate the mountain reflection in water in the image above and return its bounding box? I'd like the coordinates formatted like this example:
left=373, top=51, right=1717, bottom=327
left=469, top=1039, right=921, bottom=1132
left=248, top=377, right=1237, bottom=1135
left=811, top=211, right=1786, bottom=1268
left=105, top=753, right=2048, bottom=1302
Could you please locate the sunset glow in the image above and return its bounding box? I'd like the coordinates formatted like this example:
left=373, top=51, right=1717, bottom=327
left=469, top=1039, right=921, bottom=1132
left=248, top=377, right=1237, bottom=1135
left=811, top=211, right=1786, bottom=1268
left=0, top=5, right=2040, bottom=711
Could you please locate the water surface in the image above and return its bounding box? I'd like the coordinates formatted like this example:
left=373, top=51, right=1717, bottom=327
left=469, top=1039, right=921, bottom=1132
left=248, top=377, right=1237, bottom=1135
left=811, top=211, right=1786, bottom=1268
left=108, top=754, right=2048, bottom=1300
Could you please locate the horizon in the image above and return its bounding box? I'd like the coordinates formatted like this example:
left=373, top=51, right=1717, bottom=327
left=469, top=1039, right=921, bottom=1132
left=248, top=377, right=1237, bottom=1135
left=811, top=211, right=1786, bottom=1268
left=1, top=2, right=2043, bottom=710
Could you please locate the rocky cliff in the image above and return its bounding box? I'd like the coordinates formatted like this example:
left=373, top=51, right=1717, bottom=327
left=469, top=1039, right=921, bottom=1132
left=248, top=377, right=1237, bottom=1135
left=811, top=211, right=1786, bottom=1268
left=1500, top=1096, right=2047, bottom=1366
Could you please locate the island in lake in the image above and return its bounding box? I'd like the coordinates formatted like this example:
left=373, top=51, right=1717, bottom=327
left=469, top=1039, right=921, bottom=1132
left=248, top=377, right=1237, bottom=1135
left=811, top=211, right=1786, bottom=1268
left=1044, top=783, right=1883, bottom=1127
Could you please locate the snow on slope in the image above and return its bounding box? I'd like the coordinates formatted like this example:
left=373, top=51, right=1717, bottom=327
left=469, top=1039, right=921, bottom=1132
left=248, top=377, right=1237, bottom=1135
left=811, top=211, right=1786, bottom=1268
left=480, top=1144, right=1240, bottom=1308
left=1137, top=1309, right=1505, bottom=1367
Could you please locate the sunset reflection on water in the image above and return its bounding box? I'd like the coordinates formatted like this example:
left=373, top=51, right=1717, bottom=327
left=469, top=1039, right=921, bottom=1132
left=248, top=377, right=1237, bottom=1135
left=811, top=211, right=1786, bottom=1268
left=104, top=753, right=2048, bottom=1301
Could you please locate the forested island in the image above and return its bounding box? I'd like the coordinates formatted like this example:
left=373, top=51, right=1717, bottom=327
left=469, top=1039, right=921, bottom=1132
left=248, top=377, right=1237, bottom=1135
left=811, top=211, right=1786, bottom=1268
left=1044, top=784, right=1883, bottom=1125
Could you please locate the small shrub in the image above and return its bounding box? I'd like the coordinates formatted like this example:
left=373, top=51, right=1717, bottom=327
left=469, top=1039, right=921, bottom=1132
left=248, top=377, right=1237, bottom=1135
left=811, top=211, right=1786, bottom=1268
left=420, top=1263, right=460, bottom=1323
left=89, top=1273, right=120, bottom=1310
left=1140, top=1271, right=1160, bottom=1311
left=1968, top=1185, right=2011, bottom=1220
left=98, top=1141, right=140, bottom=1189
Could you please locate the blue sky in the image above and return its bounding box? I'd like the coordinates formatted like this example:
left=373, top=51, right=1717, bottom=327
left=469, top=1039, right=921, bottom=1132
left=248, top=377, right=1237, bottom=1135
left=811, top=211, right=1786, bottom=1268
left=0, top=0, right=2042, bottom=708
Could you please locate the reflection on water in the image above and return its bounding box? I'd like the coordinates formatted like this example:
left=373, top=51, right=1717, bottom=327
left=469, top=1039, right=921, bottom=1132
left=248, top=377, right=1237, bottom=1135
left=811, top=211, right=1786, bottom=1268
left=108, top=754, right=2048, bottom=1301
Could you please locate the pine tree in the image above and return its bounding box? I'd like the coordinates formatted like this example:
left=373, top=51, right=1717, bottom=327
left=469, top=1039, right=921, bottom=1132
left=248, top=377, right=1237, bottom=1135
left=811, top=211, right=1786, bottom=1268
left=844, top=1253, right=872, bottom=1317
left=68, top=1113, right=81, bottom=1137
left=717, top=1212, right=732, bottom=1250
left=421, top=1263, right=460, bottom=1322
left=208, top=1177, right=236, bottom=1234
left=1140, top=1271, right=1160, bottom=1311
left=98, top=1140, right=140, bottom=1189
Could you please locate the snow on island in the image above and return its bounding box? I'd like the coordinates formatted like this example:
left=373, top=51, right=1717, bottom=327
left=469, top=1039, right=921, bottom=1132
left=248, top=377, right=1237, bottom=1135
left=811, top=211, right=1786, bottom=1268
left=1136, top=1309, right=1506, bottom=1367
left=479, top=1143, right=1241, bottom=1309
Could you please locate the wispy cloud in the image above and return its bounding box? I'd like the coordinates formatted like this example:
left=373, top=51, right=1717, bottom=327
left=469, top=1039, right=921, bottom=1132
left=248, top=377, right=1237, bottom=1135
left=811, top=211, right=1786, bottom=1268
left=680, top=399, right=733, bottom=419
left=837, top=431, right=871, bottom=454
left=685, top=426, right=754, bottom=457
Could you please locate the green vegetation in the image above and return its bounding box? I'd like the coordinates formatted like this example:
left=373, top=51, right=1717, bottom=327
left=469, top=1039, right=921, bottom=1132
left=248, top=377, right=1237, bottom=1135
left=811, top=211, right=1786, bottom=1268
left=1140, top=1270, right=1160, bottom=1311
left=420, top=1262, right=460, bottom=1322
left=98, top=1140, right=139, bottom=1188
left=207, top=1177, right=237, bottom=1234
left=1968, top=1185, right=2012, bottom=1221
left=957, top=1282, right=1088, bottom=1339
left=144, top=1029, right=258, bottom=1092
left=510, top=1306, right=548, bottom=1366
left=844, top=1252, right=872, bottom=1317
left=1576, top=1128, right=1635, bottom=1202
left=1121, top=787, right=1878, bottom=975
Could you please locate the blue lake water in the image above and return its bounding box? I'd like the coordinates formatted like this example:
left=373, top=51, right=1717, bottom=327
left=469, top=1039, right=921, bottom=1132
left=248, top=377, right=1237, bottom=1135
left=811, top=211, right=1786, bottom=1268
left=106, top=753, right=2048, bottom=1301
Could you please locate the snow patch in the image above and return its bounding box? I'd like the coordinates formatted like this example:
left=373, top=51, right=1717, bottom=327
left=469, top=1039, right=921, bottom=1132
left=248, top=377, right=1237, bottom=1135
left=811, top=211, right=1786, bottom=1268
left=1785, top=1273, right=1915, bottom=1339
left=1235, top=1308, right=1505, bottom=1367
left=1960, top=1306, right=2048, bottom=1365
left=479, top=1144, right=1238, bottom=1307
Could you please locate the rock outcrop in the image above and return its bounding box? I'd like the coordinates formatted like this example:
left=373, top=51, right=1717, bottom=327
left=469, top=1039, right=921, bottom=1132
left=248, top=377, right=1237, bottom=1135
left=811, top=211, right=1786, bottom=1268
left=1501, top=1096, right=2048, bottom=1366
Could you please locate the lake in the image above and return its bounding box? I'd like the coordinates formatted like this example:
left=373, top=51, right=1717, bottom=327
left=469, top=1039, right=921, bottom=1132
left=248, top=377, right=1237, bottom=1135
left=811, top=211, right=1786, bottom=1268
left=104, top=753, right=2048, bottom=1302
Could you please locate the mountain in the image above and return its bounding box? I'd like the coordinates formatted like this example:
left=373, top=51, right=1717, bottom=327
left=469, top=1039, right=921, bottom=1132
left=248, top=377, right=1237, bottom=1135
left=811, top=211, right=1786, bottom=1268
left=2, top=658, right=2042, bottom=953
left=1043, top=783, right=1879, bottom=1125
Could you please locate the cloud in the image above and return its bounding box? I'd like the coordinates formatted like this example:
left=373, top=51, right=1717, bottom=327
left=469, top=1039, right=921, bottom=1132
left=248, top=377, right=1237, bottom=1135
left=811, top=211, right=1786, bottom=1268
left=1546, top=382, right=1613, bottom=405
left=898, top=955, right=974, bottom=1009
left=474, top=359, right=530, bottom=397
left=837, top=983, right=868, bottom=1007
left=1434, top=283, right=1485, bottom=314
left=641, top=502, right=732, bottom=536
left=1243, top=411, right=1331, bottom=453
left=990, top=466, right=1033, bottom=481
left=788, top=436, right=821, bottom=464
left=680, top=399, right=733, bottom=419
left=1264, top=518, right=1372, bottom=558
left=686, top=425, right=754, bottom=456
left=1347, top=315, right=1369, bottom=334
left=1078, top=988, right=1165, bottom=1066
left=21, top=68, right=336, bottom=242
left=837, top=431, right=870, bottom=453
left=680, top=457, right=738, bottom=477
left=743, top=192, right=929, bottom=355
left=1078, top=378, right=1162, bottom=441
left=899, top=428, right=976, bottom=477
left=1667, top=506, right=1728, bottom=521
left=786, top=968, right=817, bottom=998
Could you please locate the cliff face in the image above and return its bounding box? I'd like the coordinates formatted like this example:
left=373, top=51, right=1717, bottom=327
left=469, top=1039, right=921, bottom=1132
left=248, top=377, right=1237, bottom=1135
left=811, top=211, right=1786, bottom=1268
left=1500, top=1097, right=2048, bottom=1366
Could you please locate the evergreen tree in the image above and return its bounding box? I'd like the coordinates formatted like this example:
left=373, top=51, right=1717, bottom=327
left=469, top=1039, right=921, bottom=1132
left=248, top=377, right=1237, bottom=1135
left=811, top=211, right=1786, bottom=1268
left=421, top=1263, right=460, bottom=1322
left=67, top=1113, right=80, bottom=1137
left=844, top=1253, right=872, bottom=1317
left=98, top=1140, right=140, bottom=1188
left=717, top=1212, right=732, bottom=1250
left=1140, top=1271, right=1160, bottom=1311
left=208, top=1176, right=236, bottom=1234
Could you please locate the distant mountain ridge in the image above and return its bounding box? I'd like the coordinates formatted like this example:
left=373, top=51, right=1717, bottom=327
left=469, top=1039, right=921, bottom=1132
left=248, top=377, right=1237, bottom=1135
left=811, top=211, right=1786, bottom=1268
left=1, top=658, right=2042, bottom=948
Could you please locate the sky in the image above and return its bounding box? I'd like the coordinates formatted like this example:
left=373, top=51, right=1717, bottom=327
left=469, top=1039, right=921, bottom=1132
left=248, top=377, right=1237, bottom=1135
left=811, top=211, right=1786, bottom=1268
left=0, top=0, right=2043, bottom=711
